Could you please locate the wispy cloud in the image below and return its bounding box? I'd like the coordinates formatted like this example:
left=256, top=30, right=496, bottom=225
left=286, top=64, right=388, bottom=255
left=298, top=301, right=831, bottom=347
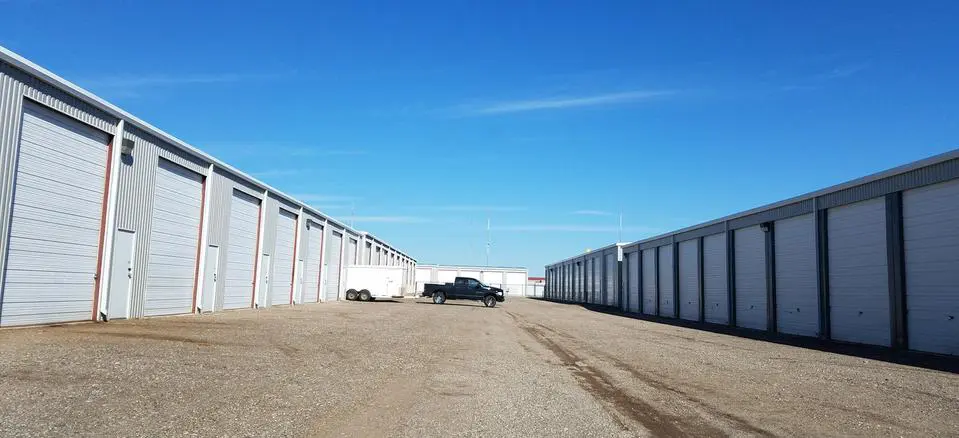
left=813, top=64, right=869, bottom=81
left=76, top=71, right=296, bottom=99
left=435, top=205, right=528, bottom=212
left=251, top=169, right=309, bottom=178
left=347, top=216, right=431, bottom=223
left=202, top=143, right=366, bottom=157
left=571, top=210, right=615, bottom=216
left=491, top=224, right=661, bottom=233
left=292, top=194, right=361, bottom=203
left=457, top=90, right=678, bottom=116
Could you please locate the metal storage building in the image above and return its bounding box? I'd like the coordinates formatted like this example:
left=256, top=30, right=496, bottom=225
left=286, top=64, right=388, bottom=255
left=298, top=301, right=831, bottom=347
left=0, top=47, right=416, bottom=327
left=546, top=149, right=959, bottom=357
left=414, top=264, right=534, bottom=297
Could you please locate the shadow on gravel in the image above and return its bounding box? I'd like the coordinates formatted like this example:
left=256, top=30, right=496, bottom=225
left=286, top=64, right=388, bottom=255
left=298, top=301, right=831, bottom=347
left=544, top=300, right=959, bottom=374
left=413, top=302, right=488, bottom=308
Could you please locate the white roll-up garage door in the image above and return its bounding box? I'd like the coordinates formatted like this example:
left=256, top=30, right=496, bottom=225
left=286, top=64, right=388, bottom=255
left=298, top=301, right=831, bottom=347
left=144, top=160, right=203, bottom=317
left=828, top=198, right=890, bottom=346
left=678, top=239, right=700, bottom=321
left=347, top=238, right=358, bottom=266
left=775, top=214, right=818, bottom=337
left=302, top=222, right=323, bottom=304
left=734, top=225, right=766, bottom=330
left=628, top=252, right=640, bottom=313
left=605, top=253, right=617, bottom=307
left=437, top=269, right=456, bottom=283
left=222, top=190, right=259, bottom=310
left=658, top=245, right=675, bottom=317
left=703, top=233, right=729, bottom=324
left=642, top=249, right=656, bottom=315
left=507, top=272, right=526, bottom=297
left=481, top=271, right=503, bottom=288
left=461, top=270, right=481, bottom=280
left=592, top=256, right=603, bottom=304
left=903, top=180, right=959, bottom=355
left=325, top=231, right=343, bottom=301
left=270, top=209, right=296, bottom=306
left=1, top=104, right=110, bottom=326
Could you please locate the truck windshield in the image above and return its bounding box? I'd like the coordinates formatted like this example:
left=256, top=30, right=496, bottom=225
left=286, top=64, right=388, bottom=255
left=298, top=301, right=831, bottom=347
left=477, top=281, right=489, bottom=288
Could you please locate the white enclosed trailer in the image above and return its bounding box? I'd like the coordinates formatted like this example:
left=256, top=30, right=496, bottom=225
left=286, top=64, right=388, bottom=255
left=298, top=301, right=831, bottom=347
left=344, top=265, right=405, bottom=301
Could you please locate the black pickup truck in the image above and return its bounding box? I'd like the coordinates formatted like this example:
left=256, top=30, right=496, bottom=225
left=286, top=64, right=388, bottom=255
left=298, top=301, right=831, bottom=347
left=422, top=277, right=505, bottom=308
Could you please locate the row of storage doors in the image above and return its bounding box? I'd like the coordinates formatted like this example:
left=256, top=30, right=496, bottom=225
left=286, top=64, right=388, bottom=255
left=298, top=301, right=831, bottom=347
left=553, top=252, right=619, bottom=307
left=0, top=103, right=351, bottom=326
left=614, top=186, right=959, bottom=356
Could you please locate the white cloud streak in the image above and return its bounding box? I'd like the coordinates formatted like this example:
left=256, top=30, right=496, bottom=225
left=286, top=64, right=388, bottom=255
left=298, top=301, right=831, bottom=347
left=348, top=216, right=431, bottom=223
left=292, top=194, right=361, bottom=202
left=80, top=72, right=288, bottom=89
left=491, top=224, right=661, bottom=233
left=462, top=90, right=677, bottom=116
left=436, top=205, right=528, bottom=212
left=571, top=210, right=615, bottom=216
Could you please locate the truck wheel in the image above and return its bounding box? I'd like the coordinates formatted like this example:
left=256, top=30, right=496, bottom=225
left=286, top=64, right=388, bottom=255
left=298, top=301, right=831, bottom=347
left=432, top=292, right=446, bottom=304
left=483, top=295, right=497, bottom=308
left=346, top=289, right=358, bottom=301
left=358, top=290, right=371, bottom=302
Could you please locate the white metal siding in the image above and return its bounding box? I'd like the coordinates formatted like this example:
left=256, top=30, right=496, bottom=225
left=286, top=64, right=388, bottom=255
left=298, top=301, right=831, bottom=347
left=143, top=160, right=202, bottom=317
left=642, top=249, right=656, bottom=315
left=678, top=239, right=700, bottom=321
left=628, top=252, right=640, bottom=313
left=828, top=198, right=890, bottom=347
left=1, top=104, right=109, bottom=326
left=605, top=253, right=616, bottom=307
left=903, top=179, right=959, bottom=355
left=775, top=214, right=819, bottom=337
left=222, top=191, right=259, bottom=310
left=658, top=246, right=675, bottom=317
left=325, top=231, right=343, bottom=301
left=270, top=209, right=296, bottom=306
left=703, top=233, right=729, bottom=324
left=302, top=223, right=323, bottom=304
left=734, top=225, right=766, bottom=330
left=347, top=238, right=358, bottom=266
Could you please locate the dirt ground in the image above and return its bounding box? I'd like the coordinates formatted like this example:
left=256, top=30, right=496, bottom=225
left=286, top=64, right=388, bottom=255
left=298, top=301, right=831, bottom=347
left=1, top=298, right=957, bottom=437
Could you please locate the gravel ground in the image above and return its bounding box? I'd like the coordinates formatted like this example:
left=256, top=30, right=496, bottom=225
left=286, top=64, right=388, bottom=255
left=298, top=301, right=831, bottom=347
left=1, top=298, right=957, bottom=437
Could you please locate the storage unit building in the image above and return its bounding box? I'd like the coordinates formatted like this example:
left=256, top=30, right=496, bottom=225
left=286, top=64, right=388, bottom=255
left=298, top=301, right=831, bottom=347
left=415, top=265, right=530, bottom=297
left=0, top=47, right=416, bottom=327
left=545, top=148, right=959, bottom=357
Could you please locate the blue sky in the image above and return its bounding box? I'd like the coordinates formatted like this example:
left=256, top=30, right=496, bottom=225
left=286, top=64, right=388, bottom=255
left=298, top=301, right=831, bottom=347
left=2, top=1, right=958, bottom=274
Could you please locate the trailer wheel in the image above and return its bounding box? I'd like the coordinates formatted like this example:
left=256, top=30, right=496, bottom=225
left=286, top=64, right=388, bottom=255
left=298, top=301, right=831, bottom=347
left=483, top=295, right=497, bottom=308
left=432, top=292, right=446, bottom=304
left=358, top=290, right=371, bottom=301
left=346, top=289, right=358, bottom=301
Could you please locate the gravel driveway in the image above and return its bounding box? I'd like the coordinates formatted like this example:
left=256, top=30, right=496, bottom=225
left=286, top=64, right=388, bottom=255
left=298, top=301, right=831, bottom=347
left=1, top=298, right=956, bottom=437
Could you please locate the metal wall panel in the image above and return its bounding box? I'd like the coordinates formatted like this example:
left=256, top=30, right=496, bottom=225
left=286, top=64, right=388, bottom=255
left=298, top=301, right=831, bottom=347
left=828, top=197, right=890, bottom=347
left=593, top=255, right=603, bottom=304
left=347, top=238, right=358, bottom=266
left=628, top=252, right=640, bottom=313
left=734, top=225, right=766, bottom=330
left=325, top=231, right=343, bottom=301
left=642, top=248, right=656, bottom=315
left=0, top=103, right=109, bottom=326
left=903, top=179, right=959, bottom=355
left=658, top=245, right=675, bottom=317
left=703, top=233, right=729, bottom=324
left=605, top=253, right=617, bottom=307
left=269, top=209, right=296, bottom=306
left=364, top=242, right=372, bottom=265
left=221, top=190, right=259, bottom=310
left=774, top=214, right=819, bottom=337
left=678, top=239, right=700, bottom=321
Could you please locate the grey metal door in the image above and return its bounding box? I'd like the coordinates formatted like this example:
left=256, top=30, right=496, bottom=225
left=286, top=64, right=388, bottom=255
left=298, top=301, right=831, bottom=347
left=144, top=159, right=203, bottom=317
left=270, top=209, right=296, bottom=306
left=302, top=222, right=323, bottom=304
left=326, top=231, right=343, bottom=301
left=658, top=245, right=675, bottom=317
left=903, top=179, right=959, bottom=355
left=642, top=248, right=657, bottom=315
left=678, top=239, right=700, bottom=321
left=201, top=245, right=219, bottom=313
left=734, top=225, right=766, bottom=330
left=222, top=190, right=259, bottom=310
left=628, top=252, right=640, bottom=313
left=1, top=103, right=110, bottom=326
left=703, top=233, right=729, bottom=324
left=828, top=197, right=890, bottom=346
left=108, top=230, right=136, bottom=320
left=605, top=253, right=616, bottom=307
left=774, top=214, right=818, bottom=337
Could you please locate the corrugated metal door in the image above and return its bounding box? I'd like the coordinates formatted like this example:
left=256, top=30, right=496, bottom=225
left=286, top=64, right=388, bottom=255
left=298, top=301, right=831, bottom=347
left=144, top=160, right=203, bottom=317
left=628, top=252, right=640, bottom=313
left=222, top=191, right=259, bottom=310
left=678, top=240, right=699, bottom=321
left=507, top=272, right=526, bottom=297
left=347, top=238, right=358, bottom=266
left=460, top=270, right=481, bottom=279
left=1, top=104, right=110, bottom=326
left=828, top=198, right=890, bottom=346
left=775, top=214, right=818, bottom=337
left=481, top=271, right=503, bottom=288
left=593, top=256, right=603, bottom=304
left=269, top=209, right=296, bottom=306
left=658, top=245, right=675, bottom=317
left=903, top=180, right=959, bottom=355
left=302, top=223, right=323, bottom=304
left=325, top=231, right=343, bottom=301
left=365, top=242, right=372, bottom=264
left=605, top=253, right=616, bottom=307
left=642, top=249, right=656, bottom=315
left=583, top=259, right=591, bottom=302
left=734, top=225, right=766, bottom=330
left=703, top=233, right=728, bottom=324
